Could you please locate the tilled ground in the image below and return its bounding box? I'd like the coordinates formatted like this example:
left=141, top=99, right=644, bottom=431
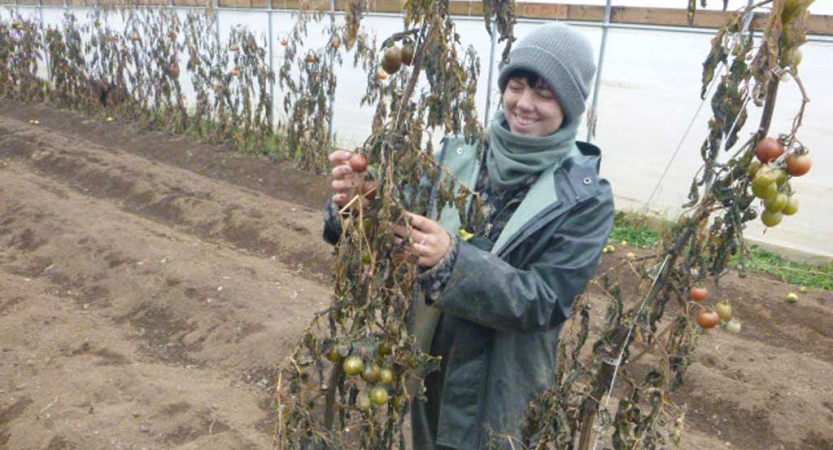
left=0, top=100, right=831, bottom=450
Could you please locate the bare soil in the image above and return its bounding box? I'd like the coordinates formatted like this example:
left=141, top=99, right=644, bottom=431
left=0, top=100, right=831, bottom=450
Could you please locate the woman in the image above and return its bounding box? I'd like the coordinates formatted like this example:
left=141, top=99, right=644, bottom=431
left=325, top=23, right=614, bottom=450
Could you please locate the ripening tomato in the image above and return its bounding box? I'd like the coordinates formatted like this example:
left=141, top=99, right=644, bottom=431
left=361, top=364, right=381, bottom=383
left=231, top=67, right=240, bottom=77
left=690, top=286, right=709, bottom=303
left=716, top=301, right=733, bottom=321
left=280, top=38, right=289, bottom=46
left=697, top=310, right=720, bottom=329
left=350, top=154, right=368, bottom=173
left=378, top=368, right=395, bottom=385
left=380, top=45, right=403, bottom=75
left=786, top=152, right=811, bottom=177
left=377, top=69, right=389, bottom=80
left=755, top=137, right=785, bottom=163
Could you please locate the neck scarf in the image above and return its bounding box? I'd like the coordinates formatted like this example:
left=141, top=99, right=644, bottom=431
left=486, top=110, right=579, bottom=189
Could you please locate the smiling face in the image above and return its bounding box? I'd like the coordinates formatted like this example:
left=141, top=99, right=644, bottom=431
left=502, top=72, right=565, bottom=137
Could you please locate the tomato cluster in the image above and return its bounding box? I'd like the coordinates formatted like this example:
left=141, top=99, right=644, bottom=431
left=327, top=340, right=399, bottom=410
left=690, top=287, right=741, bottom=334
left=748, top=135, right=811, bottom=228
left=379, top=40, right=415, bottom=77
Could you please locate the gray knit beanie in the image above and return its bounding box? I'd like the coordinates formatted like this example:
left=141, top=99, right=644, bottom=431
left=498, top=23, right=596, bottom=125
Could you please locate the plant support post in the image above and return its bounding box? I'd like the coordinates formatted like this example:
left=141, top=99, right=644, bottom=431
left=268, top=0, right=275, bottom=127
left=483, top=17, right=498, bottom=128
left=586, top=0, right=612, bottom=143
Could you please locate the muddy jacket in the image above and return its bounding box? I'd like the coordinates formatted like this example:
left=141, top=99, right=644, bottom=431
left=323, top=137, right=614, bottom=449
left=416, top=136, right=614, bottom=449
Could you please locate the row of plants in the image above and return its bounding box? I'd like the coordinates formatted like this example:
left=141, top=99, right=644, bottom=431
left=0, top=5, right=291, bottom=157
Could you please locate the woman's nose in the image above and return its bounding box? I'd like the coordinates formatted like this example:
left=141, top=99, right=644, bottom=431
left=516, top=89, right=535, bottom=111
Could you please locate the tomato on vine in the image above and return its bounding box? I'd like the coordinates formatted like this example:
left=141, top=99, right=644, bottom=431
left=369, top=387, right=389, bottom=406
left=343, top=356, right=363, bottom=376
left=786, top=152, right=811, bottom=176
left=690, top=286, right=709, bottom=303
left=696, top=310, right=720, bottom=329
left=716, top=301, right=733, bottom=321
left=755, top=137, right=785, bottom=163
left=350, top=154, right=368, bottom=173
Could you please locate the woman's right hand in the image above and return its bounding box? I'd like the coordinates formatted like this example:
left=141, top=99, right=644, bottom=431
left=329, top=150, right=367, bottom=207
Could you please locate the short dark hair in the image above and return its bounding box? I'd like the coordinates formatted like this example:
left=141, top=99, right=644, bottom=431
left=503, top=69, right=550, bottom=91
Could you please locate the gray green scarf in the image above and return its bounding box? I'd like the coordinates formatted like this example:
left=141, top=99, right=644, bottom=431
left=487, top=110, right=580, bottom=189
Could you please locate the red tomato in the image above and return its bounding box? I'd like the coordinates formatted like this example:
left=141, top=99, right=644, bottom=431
left=350, top=154, right=368, bottom=173
left=786, top=152, right=811, bottom=177
left=697, top=310, right=720, bottom=329
left=755, top=137, right=785, bottom=163
left=690, top=286, right=709, bottom=303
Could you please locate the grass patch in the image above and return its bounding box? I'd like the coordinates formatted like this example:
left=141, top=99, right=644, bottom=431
left=731, top=247, right=833, bottom=291
left=609, top=212, right=832, bottom=292
left=608, top=212, right=662, bottom=250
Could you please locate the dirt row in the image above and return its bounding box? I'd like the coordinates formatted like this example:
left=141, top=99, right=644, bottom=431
left=0, top=100, right=831, bottom=450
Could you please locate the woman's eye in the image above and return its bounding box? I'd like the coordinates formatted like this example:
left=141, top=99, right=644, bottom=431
left=536, top=90, right=555, bottom=100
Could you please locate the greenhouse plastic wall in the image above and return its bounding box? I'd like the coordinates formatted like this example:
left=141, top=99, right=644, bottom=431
left=1, top=2, right=831, bottom=260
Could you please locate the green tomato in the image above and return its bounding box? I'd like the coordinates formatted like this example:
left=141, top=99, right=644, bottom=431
left=747, top=160, right=762, bottom=179
left=761, top=209, right=783, bottom=227
left=782, top=195, right=799, bottom=216
left=343, top=356, right=364, bottom=376
left=765, top=193, right=788, bottom=213
left=752, top=181, right=778, bottom=200
left=369, top=387, right=389, bottom=405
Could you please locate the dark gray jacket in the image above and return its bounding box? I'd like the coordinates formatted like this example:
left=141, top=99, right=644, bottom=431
left=323, top=137, right=614, bottom=449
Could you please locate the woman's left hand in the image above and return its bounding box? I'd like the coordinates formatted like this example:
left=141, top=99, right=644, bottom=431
left=392, top=212, right=451, bottom=269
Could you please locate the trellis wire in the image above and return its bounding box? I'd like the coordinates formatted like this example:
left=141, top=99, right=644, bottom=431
left=590, top=253, right=671, bottom=450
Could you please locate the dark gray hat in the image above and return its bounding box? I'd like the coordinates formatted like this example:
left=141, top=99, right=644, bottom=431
left=498, top=23, right=596, bottom=124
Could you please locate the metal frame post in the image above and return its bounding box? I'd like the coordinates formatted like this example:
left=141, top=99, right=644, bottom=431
left=268, top=0, right=274, bottom=128
left=327, top=0, right=336, bottom=146
left=586, top=0, right=611, bottom=143
left=214, top=0, right=220, bottom=50
left=39, top=0, right=51, bottom=86
left=483, top=17, right=498, bottom=128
